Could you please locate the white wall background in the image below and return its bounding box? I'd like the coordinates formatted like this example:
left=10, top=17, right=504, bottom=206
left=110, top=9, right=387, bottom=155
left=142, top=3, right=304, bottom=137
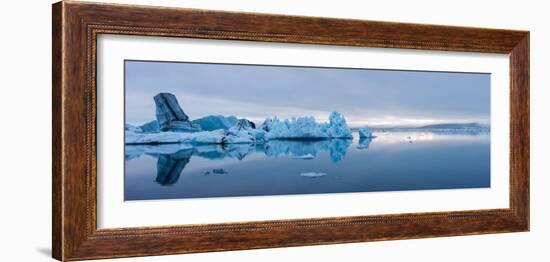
left=0, top=0, right=547, bottom=261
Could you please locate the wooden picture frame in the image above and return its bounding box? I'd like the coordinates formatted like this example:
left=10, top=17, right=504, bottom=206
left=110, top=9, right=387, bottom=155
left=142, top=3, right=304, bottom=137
left=52, top=1, right=529, bottom=261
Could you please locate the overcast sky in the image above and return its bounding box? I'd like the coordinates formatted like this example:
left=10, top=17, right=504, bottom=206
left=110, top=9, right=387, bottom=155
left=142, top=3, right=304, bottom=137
left=125, top=60, right=490, bottom=127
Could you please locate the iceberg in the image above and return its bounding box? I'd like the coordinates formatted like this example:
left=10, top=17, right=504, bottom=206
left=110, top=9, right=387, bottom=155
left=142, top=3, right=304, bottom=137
left=154, top=93, right=201, bottom=132
left=358, top=126, right=376, bottom=138
left=265, top=116, right=328, bottom=140
left=261, top=118, right=274, bottom=132
left=126, top=93, right=354, bottom=149
left=224, top=119, right=265, bottom=144
left=192, top=115, right=238, bottom=131
left=326, top=112, right=353, bottom=138
left=125, top=121, right=264, bottom=146
left=264, top=111, right=352, bottom=140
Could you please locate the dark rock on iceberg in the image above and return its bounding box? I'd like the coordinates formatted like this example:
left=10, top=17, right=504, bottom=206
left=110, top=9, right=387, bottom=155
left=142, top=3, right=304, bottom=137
left=234, top=119, right=255, bottom=130
left=238, top=118, right=256, bottom=129
left=203, top=168, right=229, bottom=175
left=261, top=118, right=273, bottom=132
left=154, top=92, right=201, bottom=133
left=222, top=119, right=264, bottom=144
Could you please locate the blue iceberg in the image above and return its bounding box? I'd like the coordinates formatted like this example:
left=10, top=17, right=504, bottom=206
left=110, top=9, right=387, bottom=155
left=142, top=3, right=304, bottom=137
left=192, top=115, right=238, bottom=131
left=139, top=120, right=160, bottom=133
left=264, top=111, right=353, bottom=140
left=358, top=126, right=376, bottom=138
left=125, top=93, right=356, bottom=147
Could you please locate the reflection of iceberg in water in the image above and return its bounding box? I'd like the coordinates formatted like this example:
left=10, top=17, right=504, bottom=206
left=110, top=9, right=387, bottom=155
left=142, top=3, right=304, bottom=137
left=126, top=138, right=353, bottom=186
left=155, top=148, right=193, bottom=185
left=357, top=137, right=373, bottom=150
left=127, top=138, right=352, bottom=163
left=264, top=139, right=351, bottom=163
left=193, top=144, right=254, bottom=160
left=328, top=139, right=352, bottom=162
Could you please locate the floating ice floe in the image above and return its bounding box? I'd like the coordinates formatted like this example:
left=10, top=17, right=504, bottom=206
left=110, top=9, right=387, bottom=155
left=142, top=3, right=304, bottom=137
left=204, top=168, right=229, bottom=175
left=300, top=172, right=328, bottom=178
left=293, top=153, right=315, bottom=159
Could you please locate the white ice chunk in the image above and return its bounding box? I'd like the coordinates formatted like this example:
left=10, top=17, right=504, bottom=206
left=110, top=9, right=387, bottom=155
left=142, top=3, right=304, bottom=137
left=300, top=172, right=328, bottom=177
left=293, top=153, right=315, bottom=159
left=264, top=111, right=352, bottom=140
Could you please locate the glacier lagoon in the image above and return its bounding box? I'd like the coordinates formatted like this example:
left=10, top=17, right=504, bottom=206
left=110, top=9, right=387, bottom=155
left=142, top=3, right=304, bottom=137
left=124, top=131, right=490, bottom=201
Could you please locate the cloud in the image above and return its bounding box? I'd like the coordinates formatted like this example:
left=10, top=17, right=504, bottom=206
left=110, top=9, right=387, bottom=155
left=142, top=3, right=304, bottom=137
left=125, top=61, right=490, bottom=126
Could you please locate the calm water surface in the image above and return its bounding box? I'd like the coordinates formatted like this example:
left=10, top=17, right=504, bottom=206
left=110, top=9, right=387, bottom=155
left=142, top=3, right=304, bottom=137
left=124, top=131, right=490, bottom=201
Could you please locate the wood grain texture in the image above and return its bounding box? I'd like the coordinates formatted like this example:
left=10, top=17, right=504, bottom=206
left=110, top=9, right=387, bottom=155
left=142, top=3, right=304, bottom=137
left=52, top=2, right=63, bottom=260
left=52, top=1, right=530, bottom=261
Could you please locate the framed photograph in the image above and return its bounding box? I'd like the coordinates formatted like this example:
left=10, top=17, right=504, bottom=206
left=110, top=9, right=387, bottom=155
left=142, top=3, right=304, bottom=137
left=52, top=1, right=529, bottom=261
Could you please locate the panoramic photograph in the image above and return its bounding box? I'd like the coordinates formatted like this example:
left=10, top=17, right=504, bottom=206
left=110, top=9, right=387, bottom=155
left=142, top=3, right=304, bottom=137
left=124, top=60, right=491, bottom=201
